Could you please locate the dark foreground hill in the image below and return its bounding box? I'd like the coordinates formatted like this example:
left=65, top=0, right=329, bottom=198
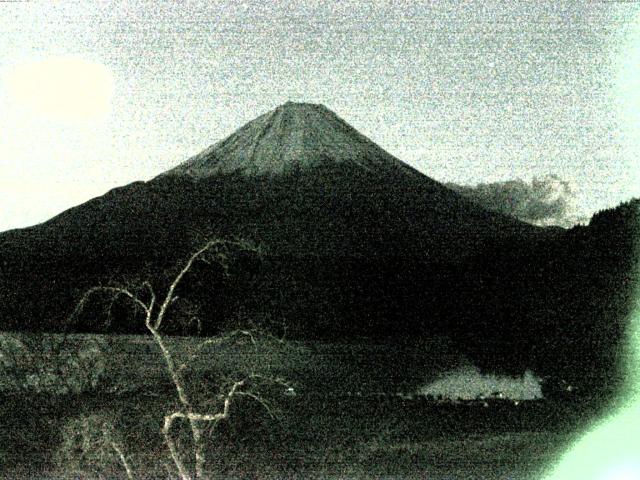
left=0, top=103, right=637, bottom=392
left=454, top=199, right=639, bottom=387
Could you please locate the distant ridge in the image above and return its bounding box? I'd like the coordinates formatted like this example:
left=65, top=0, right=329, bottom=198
left=163, top=102, right=422, bottom=178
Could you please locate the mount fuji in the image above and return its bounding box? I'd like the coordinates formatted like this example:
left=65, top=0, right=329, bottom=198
left=2, top=102, right=632, bottom=387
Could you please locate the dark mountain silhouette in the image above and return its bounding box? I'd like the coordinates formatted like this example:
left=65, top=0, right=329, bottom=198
left=0, top=103, right=636, bottom=396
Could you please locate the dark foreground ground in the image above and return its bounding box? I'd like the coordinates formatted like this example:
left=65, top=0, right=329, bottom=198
left=0, top=392, right=599, bottom=479
left=0, top=333, right=618, bottom=479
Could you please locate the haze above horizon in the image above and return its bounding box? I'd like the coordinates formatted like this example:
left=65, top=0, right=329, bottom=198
left=1, top=1, right=639, bottom=231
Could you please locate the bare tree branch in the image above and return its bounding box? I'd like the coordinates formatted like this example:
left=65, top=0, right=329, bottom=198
left=104, top=431, right=134, bottom=480
left=154, top=239, right=251, bottom=331
left=162, top=376, right=249, bottom=480
left=69, top=286, right=152, bottom=324
left=67, top=237, right=282, bottom=480
left=148, top=239, right=256, bottom=479
left=235, top=391, right=276, bottom=419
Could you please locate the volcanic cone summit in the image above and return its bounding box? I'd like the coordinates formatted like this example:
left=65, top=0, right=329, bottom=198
left=165, top=102, right=418, bottom=177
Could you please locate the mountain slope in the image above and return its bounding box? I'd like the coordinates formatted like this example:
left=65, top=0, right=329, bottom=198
left=0, top=102, right=552, bottom=339
left=163, top=101, right=424, bottom=178
left=1, top=102, right=542, bottom=259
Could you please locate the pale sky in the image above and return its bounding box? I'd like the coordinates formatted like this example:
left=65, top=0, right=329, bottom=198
left=1, top=1, right=640, bottom=231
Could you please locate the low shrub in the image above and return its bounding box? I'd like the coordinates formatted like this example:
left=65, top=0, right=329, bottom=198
left=0, top=332, right=107, bottom=395
left=55, top=413, right=131, bottom=478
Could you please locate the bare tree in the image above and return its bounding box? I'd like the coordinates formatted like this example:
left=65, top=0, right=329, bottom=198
left=70, top=238, right=290, bottom=480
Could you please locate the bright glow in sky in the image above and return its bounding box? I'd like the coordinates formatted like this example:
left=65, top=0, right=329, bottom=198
left=4, top=56, right=113, bottom=120
left=0, top=55, right=116, bottom=230
left=0, top=1, right=639, bottom=232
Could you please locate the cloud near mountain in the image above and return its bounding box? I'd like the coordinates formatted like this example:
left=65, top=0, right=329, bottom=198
left=446, top=175, right=586, bottom=228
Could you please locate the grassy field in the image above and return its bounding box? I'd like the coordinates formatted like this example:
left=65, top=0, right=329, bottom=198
left=0, top=332, right=606, bottom=479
